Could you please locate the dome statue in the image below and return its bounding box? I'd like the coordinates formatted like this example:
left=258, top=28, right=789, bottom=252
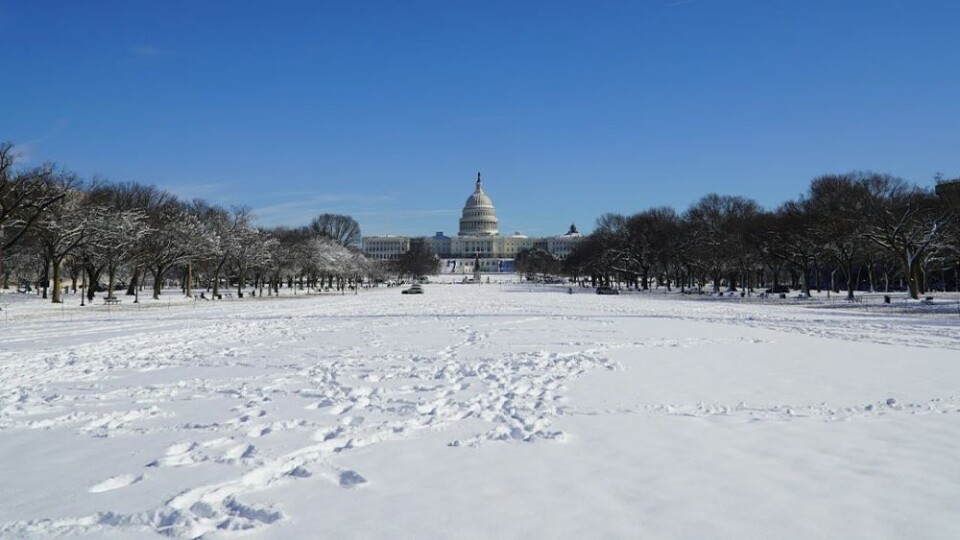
left=458, top=172, right=500, bottom=236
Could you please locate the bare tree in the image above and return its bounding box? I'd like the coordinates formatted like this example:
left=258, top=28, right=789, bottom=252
left=640, top=207, right=682, bottom=290
left=138, top=201, right=213, bottom=299
left=87, top=206, right=149, bottom=300
left=806, top=174, right=870, bottom=300
left=309, top=213, right=362, bottom=247
left=861, top=174, right=949, bottom=299
left=89, top=182, right=177, bottom=296
left=34, top=180, right=88, bottom=303
left=684, top=194, right=762, bottom=292
left=262, top=226, right=312, bottom=295
left=0, top=144, right=70, bottom=284
left=191, top=203, right=256, bottom=298
left=230, top=226, right=273, bottom=297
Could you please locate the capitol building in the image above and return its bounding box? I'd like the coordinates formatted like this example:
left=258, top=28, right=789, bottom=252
left=362, top=173, right=584, bottom=273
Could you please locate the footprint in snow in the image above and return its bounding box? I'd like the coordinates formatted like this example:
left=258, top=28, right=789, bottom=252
left=338, top=470, right=366, bottom=487
left=89, top=473, right=144, bottom=493
left=222, top=443, right=258, bottom=462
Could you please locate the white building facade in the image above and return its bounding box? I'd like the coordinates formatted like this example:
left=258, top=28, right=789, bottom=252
left=362, top=173, right=583, bottom=273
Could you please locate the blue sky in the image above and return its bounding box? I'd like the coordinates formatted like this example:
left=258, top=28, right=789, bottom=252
left=3, top=1, right=959, bottom=236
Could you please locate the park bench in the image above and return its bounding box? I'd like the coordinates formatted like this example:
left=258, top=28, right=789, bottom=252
left=921, top=296, right=935, bottom=305
left=103, top=297, right=121, bottom=305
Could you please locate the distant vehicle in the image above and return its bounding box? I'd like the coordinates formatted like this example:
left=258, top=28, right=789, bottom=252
left=93, top=280, right=126, bottom=292
left=402, top=283, right=424, bottom=294
left=596, top=286, right=619, bottom=295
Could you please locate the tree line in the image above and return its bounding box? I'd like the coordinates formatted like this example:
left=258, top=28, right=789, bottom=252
left=0, top=143, right=383, bottom=303
left=562, top=172, right=960, bottom=300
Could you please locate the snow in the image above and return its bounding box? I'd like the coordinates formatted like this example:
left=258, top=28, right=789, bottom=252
left=1, top=283, right=959, bottom=539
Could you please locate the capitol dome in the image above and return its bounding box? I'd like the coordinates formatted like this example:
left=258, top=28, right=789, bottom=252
left=458, top=172, right=500, bottom=236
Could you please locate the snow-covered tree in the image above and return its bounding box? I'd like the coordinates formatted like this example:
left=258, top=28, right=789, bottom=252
left=192, top=204, right=255, bottom=298
left=230, top=226, right=273, bottom=297
left=138, top=201, right=214, bottom=299
left=86, top=207, right=149, bottom=300
left=262, top=226, right=311, bottom=295
left=34, top=181, right=90, bottom=303
left=0, top=143, right=69, bottom=255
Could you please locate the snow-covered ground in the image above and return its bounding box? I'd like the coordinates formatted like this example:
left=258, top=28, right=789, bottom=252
left=1, top=283, right=959, bottom=539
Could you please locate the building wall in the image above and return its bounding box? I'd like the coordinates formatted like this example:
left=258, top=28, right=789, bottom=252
left=424, top=233, right=451, bottom=257
left=363, top=232, right=582, bottom=265
left=361, top=236, right=411, bottom=260
left=547, top=236, right=581, bottom=259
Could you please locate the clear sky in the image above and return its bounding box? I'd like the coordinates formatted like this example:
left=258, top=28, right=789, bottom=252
left=3, top=1, right=959, bottom=237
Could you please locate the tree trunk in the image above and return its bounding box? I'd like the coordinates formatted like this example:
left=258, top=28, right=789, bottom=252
left=846, top=262, right=855, bottom=301
left=86, top=266, right=97, bottom=301
left=152, top=267, right=163, bottom=299
left=918, top=263, right=927, bottom=295
left=905, top=256, right=921, bottom=300
left=727, top=272, right=738, bottom=292
left=107, top=264, right=118, bottom=299
left=213, top=266, right=221, bottom=297
left=185, top=261, right=193, bottom=298
left=41, top=258, right=50, bottom=299
left=127, top=268, right=140, bottom=296
left=51, top=257, right=63, bottom=303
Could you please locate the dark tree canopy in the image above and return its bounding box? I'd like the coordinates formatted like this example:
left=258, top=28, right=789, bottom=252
left=515, top=248, right=560, bottom=279
left=310, top=213, right=362, bottom=247
left=391, top=239, right=438, bottom=278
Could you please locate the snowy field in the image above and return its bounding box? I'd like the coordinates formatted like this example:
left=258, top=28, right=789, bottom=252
left=1, top=282, right=959, bottom=539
